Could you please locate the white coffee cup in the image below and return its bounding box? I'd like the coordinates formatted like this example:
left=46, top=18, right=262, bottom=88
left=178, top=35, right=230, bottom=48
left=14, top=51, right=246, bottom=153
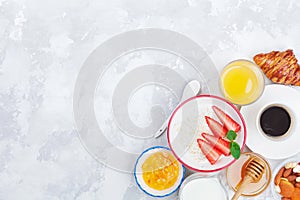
left=256, top=103, right=294, bottom=141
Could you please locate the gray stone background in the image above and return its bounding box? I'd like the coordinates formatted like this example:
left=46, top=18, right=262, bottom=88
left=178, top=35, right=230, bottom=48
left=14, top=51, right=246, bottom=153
left=1, top=0, right=300, bottom=199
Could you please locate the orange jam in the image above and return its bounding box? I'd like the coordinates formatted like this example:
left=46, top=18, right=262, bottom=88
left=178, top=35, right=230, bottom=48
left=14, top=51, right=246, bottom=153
left=142, top=151, right=180, bottom=190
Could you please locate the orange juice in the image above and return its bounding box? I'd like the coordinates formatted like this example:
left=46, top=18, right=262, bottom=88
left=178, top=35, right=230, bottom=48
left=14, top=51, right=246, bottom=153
left=220, top=60, right=264, bottom=105
left=142, top=151, right=179, bottom=190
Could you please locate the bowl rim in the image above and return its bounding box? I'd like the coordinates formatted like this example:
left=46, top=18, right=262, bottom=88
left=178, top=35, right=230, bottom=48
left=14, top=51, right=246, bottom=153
left=133, top=146, right=186, bottom=198
left=167, top=94, right=247, bottom=173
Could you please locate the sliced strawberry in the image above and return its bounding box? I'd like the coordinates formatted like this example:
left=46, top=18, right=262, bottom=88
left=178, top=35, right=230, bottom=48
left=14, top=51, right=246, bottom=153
left=201, top=133, right=231, bottom=156
left=197, top=139, right=222, bottom=165
left=205, top=116, right=228, bottom=137
left=212, top=106, right=241, bottom=132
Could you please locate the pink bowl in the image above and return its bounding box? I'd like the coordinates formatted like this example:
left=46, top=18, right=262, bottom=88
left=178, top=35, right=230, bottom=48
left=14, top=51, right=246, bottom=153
left=167, top=94, right=246, bottom=173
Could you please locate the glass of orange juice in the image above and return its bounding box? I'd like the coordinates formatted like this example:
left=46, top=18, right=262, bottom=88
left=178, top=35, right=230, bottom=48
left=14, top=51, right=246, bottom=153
left=220, top=60, right=265, bottom=105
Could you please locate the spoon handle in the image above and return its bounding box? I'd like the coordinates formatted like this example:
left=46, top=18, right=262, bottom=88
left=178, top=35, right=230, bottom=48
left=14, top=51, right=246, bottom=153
left=231, top=176, right=252, bottom=200
left=154, top=80, right=201, bottom=138
left=154, top=115, right=170, bottom=138
left=154, top=122, right=167, bottom=138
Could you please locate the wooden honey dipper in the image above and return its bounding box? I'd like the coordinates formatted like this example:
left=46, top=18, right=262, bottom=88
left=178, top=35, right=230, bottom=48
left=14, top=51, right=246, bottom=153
left=231, top=157, right=266, bottom=200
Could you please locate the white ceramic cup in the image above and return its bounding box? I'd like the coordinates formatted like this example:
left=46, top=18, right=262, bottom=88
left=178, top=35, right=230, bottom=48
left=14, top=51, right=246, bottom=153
left=256, top=103, right=294, bottom=141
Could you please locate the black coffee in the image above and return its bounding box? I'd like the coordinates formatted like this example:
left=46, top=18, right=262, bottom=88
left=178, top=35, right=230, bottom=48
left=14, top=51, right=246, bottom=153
left=260, top=106, right=291, bottom=137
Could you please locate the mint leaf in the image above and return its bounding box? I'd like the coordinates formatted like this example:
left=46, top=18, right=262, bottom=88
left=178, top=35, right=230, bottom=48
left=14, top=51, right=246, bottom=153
left=230, top=142, right=241, bottom=159
left=226, top=130, right=237, bottom=141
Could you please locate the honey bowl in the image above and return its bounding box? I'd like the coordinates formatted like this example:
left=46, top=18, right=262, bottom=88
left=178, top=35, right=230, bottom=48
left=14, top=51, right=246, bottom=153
left=226, top=152, right=271, bottom=197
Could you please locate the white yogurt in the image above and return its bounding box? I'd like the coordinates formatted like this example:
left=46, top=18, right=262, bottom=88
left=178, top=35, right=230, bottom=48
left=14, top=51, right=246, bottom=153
left=180, top=177, right=227, bottom=200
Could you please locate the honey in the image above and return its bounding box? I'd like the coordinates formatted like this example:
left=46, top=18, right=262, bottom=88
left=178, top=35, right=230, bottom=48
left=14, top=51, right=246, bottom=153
left=142, top=151, right=179, bottom=190
left=226, top=152, right=271, bottom=197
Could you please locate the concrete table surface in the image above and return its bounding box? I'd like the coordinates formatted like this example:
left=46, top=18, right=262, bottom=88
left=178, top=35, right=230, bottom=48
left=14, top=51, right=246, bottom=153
left=1, top=0, right=300, bottom=199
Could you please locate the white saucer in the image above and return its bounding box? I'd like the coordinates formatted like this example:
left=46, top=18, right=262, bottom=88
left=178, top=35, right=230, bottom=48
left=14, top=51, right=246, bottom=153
left=241, top=84, right=300, bottom=160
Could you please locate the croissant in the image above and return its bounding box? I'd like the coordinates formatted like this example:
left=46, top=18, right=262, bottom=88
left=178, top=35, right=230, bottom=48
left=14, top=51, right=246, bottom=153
left=253, top=49, right=300, bottom=86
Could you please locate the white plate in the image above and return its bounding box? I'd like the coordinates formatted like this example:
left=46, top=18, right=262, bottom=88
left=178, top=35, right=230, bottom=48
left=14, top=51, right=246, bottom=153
left=73, top=28, right=220, bottom=172
left=241, top=84, right=300, bottom=160
left=167, top=95, right=246, bottom=173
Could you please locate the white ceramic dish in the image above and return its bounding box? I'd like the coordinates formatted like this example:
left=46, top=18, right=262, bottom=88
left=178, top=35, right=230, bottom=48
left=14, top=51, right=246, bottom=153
left=241, top=84, right=300, bottom=159
left=167, top=95, right=246, bottom=173
left=74, top=29, right=219, bottom=172
left=134, top=146, right=185, bottom=198
left=271, top=156, right=300, bottom=200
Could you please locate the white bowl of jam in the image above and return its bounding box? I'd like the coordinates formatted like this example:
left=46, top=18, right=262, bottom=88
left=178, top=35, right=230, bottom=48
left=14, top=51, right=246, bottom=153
left=134, top=146, right=185, bottom=197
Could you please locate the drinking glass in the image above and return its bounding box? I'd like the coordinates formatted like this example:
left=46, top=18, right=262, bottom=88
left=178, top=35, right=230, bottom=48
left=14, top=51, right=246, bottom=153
left=220, top=59, right=265, bottom=108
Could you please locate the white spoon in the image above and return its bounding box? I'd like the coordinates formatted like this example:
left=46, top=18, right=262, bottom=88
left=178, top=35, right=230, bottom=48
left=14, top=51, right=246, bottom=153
left=154, top=80, right=201, bottom=138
